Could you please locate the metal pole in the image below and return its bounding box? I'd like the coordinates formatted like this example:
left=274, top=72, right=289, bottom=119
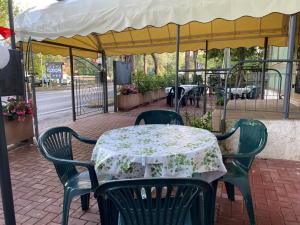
left=102, top=53, right=108, bottom=113
left=0, top=100, right=16, bottom=225
left=261, top=37, right=268, bottom=99
left=175, top=25, right=180, bottom=113
left=113, top=61, right=118, bottom=112
left=203, top=40, right=208, bottom=114
left=7, top=0, right=16, bottom=49
left=283, top=14, right=297, bottom=119
left=69, top=48, right=76, bottom=121
left=28, top=39, right=39, bottom=139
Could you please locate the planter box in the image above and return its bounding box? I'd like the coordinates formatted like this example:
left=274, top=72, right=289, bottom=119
left=4, top=116, right=34, bottom=145
left=117, top=89, right=166, bottom=111
left=117, top=93, right=143, bottom=111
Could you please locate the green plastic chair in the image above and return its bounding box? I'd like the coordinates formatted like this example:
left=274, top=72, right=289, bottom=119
left=134, top=110, right=184, bottom=125
left=216, top=119, right=268, bottom=225
left=94, top=178, right=214, bottom=225
left=38, top=127, right=99, bottom=225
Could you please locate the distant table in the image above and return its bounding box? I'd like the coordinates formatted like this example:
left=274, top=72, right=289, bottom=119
left=227, top=86, right=253, bottom=96
left=91, top=124, right=226, bottom=182
left=165, top=84, right=199, bottom=94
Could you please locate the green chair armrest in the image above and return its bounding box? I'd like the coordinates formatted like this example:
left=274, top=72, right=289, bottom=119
left=47, top=155, right=99, bottom=189
left=73, top=133, right=97, bottom=145
left=215, top=128, right=237, bottom=141
left=222, top=152, right=253, bottom=160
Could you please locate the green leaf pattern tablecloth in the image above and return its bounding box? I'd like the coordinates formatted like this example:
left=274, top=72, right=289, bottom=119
left=92, top=125, right=226, bottom=179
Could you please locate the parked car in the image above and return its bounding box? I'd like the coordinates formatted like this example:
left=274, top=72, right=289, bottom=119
left=61, top=78, right=71, bottom=85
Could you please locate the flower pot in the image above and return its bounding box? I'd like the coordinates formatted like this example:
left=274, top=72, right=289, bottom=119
left=117, top=93, right=143, bottom=111
left=4, top=116, right=34, bottom=145
left=143, top=92, right=152, bottom=104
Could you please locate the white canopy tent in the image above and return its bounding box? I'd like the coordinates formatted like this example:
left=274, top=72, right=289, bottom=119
left=15, top=0, right=300, bottom=57
left=14, top=0, right=300, bottom=114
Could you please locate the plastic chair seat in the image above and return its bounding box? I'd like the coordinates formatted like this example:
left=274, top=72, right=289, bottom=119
left=66, top=172, right=111, bottom=192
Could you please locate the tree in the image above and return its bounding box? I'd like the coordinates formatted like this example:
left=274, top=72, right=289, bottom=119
left=143, top=54, right=147, bottom=74
left=151, top=53, right=158, bottom=74
left=0, top=0, right=19, bottom=27
left=184, top=51, right=190, bottom=79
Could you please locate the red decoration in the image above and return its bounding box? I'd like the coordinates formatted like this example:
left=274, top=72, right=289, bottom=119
left=0, top=26, right=15, bottom=39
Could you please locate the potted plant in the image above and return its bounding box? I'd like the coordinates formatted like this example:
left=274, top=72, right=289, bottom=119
left=117, top=85, right=143, bottom=110
left=2, top=97, right=34, bottom=145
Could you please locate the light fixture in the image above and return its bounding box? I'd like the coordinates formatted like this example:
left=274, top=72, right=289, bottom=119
left=0, top=45, right=10, bottom=69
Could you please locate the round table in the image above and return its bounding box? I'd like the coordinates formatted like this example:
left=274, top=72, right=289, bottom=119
left=91, top=124, right=226, bottom=181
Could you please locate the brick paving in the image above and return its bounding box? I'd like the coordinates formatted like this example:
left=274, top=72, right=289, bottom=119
left=1, top=104, right=300, bottom=225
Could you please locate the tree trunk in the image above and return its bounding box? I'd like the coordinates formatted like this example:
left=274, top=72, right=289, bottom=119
left=193, top=51, right=198, bottom=77
left=236, top=48, right=246, bottom=87
left=125, top=55, right=135, bottom=73
left=143, top=54, right=147, bottom=74
left=151, top=53, right=158, bottom=74
left=184, top=51, right=190, bottom=82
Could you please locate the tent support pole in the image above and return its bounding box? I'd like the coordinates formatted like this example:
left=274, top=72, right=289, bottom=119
left=203, top=40, right=208, bottom=115
left=175, top=24, right=180, bottom=113
left=102, top=53, right=108, bottom=113
left=284, top=14, right=297, bottom=119
left=261, top=37, right=268, bottom=99
left=8, top=0, right=16, bottom=49
left=0, top=101, right=16, bottom=225
left=69, top=48, right=76, bottom=121
left=0, top=1, right=16, bottom=216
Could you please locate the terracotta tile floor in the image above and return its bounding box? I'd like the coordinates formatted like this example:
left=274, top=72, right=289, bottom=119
left=1, top=104, right=300, bottom=225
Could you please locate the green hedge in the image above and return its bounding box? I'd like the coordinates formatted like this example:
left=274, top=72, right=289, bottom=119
left=133, top=71, right=174, bottom=94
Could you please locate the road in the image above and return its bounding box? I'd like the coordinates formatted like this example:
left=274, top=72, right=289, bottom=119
left=36, top=85, right=114, bottom=131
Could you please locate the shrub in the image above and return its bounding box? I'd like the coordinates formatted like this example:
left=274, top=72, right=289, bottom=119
left=185, top=112, right=212, bottom=131
left=216, top=97, right=224, bottom=106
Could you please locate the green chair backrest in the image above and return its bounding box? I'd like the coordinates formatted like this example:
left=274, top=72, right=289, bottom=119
left=235, top=119, right=268, bottom=171
left=38, top=127, right=79, bottom=185
left=94, top=178, right=213, bottom=225
left=134, top=110, right=184, bottom=125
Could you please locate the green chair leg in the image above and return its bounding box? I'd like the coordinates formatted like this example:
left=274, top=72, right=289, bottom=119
left=62, top=189, right=73, bottom=225
left=224, top=182, right=235, bottom=201
left=225, top=178, right=255, bottom=225
left=236, top=179, right=255, bottom=225
left=81, top=193, right=90, bottom=211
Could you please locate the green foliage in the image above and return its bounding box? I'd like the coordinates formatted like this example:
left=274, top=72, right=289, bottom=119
left=0, top=0, right=19, bottom=27
left=185, top=112, right=212, bottom=131
left=216, top=97, right=224, bottom=106
left=132, top=71, right=174, bottom=94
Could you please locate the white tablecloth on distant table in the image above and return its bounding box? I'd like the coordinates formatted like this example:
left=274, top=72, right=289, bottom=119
left=91, top=125, right=226, bottom=182
left=227, top=86, right=253, bottom=96
left=165, top=85, right=199, bottom=94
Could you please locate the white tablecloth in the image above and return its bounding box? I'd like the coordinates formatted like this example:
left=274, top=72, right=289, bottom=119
left=165, top=85, right=199, bottom=94
left=227, top=86, right=253, bottom=96
left=92, top=125, right=226, bottom=181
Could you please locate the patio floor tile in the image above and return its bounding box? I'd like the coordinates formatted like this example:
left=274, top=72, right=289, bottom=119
left=0, top=107, right=299, bottom=225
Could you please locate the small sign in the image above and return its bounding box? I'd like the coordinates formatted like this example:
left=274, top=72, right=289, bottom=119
left=113, top=61, right=132, bottom=85
left=46, top=62, right=63, bottom=79
left=0, top=49, right=25, bottom=96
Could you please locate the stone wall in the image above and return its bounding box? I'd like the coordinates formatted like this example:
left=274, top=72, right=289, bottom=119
left=257, top=120, right=300, bottom=161
left=223, top=119, right=300, bottom=161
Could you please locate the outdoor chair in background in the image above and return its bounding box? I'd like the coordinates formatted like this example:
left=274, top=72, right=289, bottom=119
left=216, top=119, right=268, bottom=225
left=38, top=127, right=99, bottom=225
left=94, top=178, right=214, bottom=225
left=134, top=110, right=184, bottom=125
left=187, top=85, right=205, bottom=107
left=166, top=86, right=185, bottom=107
